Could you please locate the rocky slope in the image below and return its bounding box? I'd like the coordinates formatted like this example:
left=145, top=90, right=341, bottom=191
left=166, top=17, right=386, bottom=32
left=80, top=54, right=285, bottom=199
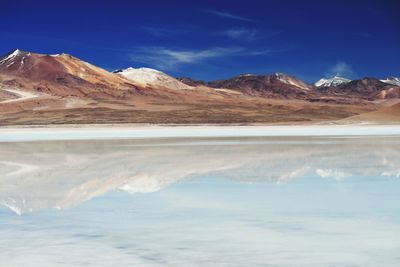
left=0, top=49, right=134, bottom=88
left=318, top=77, right=400, bottom=100
left=381, top=77, right=400, bottom=86
left=0, top=49, right=399, bottom=125
left=204, top=73, right=314, bottom=99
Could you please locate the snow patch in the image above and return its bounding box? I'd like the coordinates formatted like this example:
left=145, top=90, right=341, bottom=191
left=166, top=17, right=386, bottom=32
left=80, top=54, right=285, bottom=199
left=315, top=76, right=351, bottom=87
left=114, top=67, right=193, bottom=90
left=380, top=77, right=400, bottom=86
left=0, top=49, right=21, bottom=64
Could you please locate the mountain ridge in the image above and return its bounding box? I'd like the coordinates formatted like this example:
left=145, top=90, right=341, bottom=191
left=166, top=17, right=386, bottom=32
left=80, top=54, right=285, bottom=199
left=1, top=49, right=399, bottom=125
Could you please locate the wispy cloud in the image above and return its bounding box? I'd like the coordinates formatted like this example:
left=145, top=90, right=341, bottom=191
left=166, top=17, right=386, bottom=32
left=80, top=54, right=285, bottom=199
left=219, top=28, right=259, bottom=41
left=327, top=61, right=356, bottom=77
left=246, top=49, right=274, bottom=56
left=141, top=26, right=187, bottom=37
left=353, top=32, right=373, bottom=38
left=205, top=10, right=254, bottom=22
left=128, top=46, right=272, bottom=70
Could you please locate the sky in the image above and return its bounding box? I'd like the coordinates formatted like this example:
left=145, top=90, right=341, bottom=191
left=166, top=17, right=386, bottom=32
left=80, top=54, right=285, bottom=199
left=0, top=0, right=399, bottom=82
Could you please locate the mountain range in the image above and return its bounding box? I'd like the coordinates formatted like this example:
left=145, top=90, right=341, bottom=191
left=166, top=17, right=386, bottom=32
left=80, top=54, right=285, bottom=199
left=0, top=49, right=399, bottom=125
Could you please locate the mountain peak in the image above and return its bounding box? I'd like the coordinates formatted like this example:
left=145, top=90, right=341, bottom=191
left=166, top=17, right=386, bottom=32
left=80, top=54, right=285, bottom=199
left=272, top=72, right=286, bottom=77
left=114, top=67, right=192, bottom=90
left=315, top=76, right=351, bottom=87
left=239, top=73, right=255, bottom=77
left=0, top=49, right=26, bottom=63
left=10, top=49, right=21, bottom=55
left=380, top=77, right=400, bottom=86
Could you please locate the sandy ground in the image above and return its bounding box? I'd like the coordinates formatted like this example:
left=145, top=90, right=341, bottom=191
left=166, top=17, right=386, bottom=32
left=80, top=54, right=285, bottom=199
left=1, top=124, right=400, bottom=142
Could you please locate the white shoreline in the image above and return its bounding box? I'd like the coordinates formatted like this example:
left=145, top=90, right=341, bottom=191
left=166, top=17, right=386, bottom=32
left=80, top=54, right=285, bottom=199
left=1, top=125, right=400, bottom=142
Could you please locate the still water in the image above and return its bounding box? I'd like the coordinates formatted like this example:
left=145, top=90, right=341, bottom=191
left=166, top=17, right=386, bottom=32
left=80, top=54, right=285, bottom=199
left=1, top=136, right=400, bottom=266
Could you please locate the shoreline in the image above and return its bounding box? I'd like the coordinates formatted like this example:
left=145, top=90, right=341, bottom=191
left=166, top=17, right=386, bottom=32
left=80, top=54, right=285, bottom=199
left=0, top=120, right=399, bottom=128
left=1, top=124, right=400, bottom=142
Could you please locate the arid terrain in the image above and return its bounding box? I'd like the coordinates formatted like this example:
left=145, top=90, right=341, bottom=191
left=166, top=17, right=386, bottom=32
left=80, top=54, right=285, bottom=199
left=0, top=49, right=399, bottom=126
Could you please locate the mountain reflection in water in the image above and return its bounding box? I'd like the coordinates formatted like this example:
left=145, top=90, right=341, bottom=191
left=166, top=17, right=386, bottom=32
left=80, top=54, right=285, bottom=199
left=1, top=136, right=400, bottom=267
left=1, top=136, right=399, bottom=214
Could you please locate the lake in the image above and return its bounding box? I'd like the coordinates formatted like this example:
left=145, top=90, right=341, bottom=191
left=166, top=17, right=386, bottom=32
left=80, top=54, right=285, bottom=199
left=1, top=134, right=400, bottom=266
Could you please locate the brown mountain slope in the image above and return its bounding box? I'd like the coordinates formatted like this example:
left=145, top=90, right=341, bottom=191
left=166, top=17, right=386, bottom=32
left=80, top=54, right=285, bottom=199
left=0, top=49, right=393, bottom=125
left=318, top=77, right=400, bottom=100
left=343, top=102, right=400, bottom=123
left=176, top=77, right=207, bottom=87
left=207, top=73, right=315, bottom=99
left=0, top=49, right=131, bottom=87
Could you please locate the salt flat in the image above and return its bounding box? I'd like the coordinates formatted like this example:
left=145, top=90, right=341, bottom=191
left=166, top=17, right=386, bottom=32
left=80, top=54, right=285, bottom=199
left=1, top=124, right=400, bottom=142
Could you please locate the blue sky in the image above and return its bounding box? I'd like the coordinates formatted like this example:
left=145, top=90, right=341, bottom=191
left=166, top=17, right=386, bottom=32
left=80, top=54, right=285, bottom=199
left=1, top=0, right=399, bottom=82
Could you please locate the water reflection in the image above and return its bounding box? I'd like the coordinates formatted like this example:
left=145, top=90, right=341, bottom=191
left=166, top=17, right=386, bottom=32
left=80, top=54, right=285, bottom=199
left=0, top=136, right=399, bottom=214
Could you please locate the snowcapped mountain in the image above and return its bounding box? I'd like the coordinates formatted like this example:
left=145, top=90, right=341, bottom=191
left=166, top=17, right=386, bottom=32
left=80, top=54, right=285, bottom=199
left=0, top=49, right=32, bottom=72
left=2, top=48, right=400, bottom=125
left=315, top=76, right=351, bottom=87
left=0, top=49, right=25, bottom=65
left=0, top=49, right=132, bottom=91
left=380, top=77, right=400, bottom=86
left=114, top=67, right=193, bottom=90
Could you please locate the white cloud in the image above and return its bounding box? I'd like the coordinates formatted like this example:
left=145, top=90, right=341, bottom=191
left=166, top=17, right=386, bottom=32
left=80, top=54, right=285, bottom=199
left=205, top=10, right=254, bottom=22
left=327, top=61, right=356, bottom=77
left=220, top=28, right=259, bottom=41
left=162, top=47, right=243, bottom=63
left=128, top=46, right=271, bottom=70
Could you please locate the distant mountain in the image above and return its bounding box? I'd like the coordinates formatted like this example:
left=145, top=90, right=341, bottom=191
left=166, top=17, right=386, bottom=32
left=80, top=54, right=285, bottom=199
left=178, top=73, right=400, bottom=101
left=1, top=49, right=400, bottom=125
left=209, top=72, right=311, bottom=89
left=322, top=77, right=400, bottom=99
left=380, top=77, right=400, bottom=86
left=204, top=73, right=313, bottom=99
left=0, top=49, right=137, bottom=97
left=114, top=67, right=193, bottom=90
left=314, top=76, right=400, bottom=99
left=315, top=75, right=351, bottom=87
left=338, top=77, right=392, bottom=92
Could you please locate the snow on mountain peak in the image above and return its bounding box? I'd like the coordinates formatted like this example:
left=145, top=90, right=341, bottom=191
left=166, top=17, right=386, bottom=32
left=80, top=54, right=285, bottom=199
left=11, top=49, right=21, bottom=55
left=315, top=76, right=351, bottom=87
left=380, top=77, right=400, bottom=86
left=114, top=67, right=193, bottom=90
left=0, top=49, right=23, bottom=63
